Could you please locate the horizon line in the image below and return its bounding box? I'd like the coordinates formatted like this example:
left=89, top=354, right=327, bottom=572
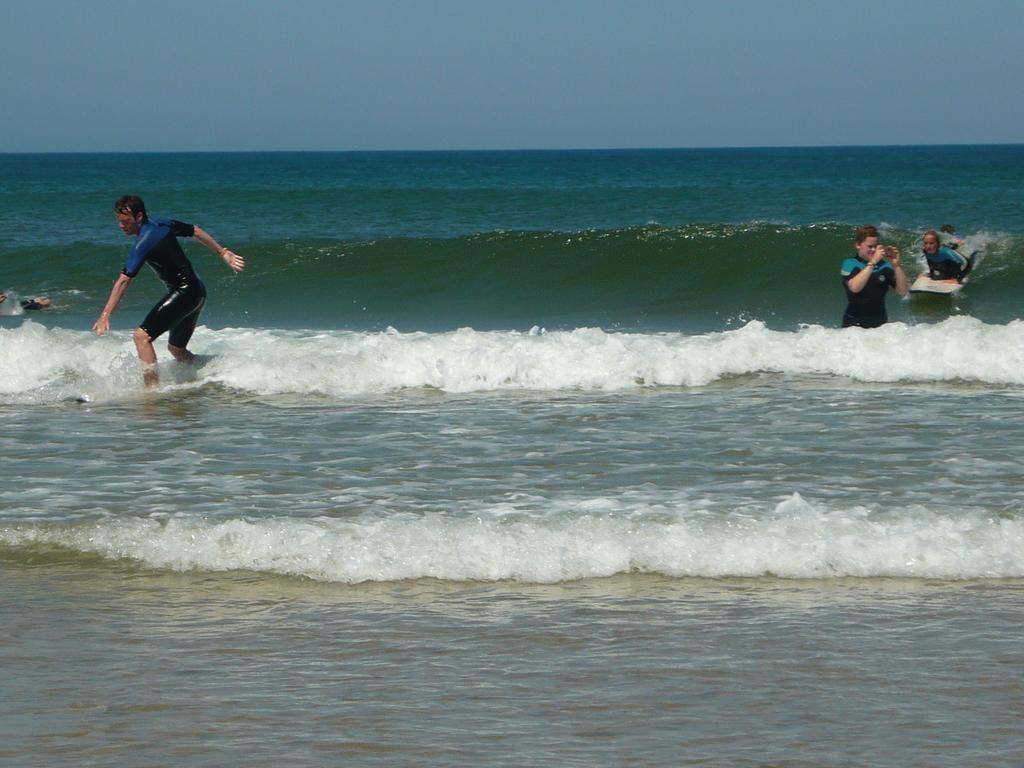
left=1, top=141, right=1022, bottom=156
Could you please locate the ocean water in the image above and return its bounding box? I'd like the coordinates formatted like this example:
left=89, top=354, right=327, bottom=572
left=2, top=146, right=1024, bottom=766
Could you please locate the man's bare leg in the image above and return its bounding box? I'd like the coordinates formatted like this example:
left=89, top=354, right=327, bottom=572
left=133, top=327, right=159, bottom=387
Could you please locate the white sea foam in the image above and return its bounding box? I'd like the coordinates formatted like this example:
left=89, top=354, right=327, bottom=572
left=6, top=317, right=1024, bottom=402
left=2, top=494, right=1021, bottom=582
left=0, top=321, right=140, bottom=401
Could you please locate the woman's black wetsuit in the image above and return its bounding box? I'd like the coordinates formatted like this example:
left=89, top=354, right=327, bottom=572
left=840, top=257, right=897, bottom=329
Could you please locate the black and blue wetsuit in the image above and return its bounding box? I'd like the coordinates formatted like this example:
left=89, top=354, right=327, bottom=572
left=926, top=244, right=974, bottom=281
left=840, top=257, right=897, bottom=329
left=124, top=218, right=207, bottom=348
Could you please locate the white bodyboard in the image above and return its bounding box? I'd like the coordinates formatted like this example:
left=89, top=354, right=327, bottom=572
left=910, top=275, right=964, bottom=295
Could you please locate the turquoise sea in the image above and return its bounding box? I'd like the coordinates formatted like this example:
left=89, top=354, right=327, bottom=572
left=2, top=146, right=1024, bottom=766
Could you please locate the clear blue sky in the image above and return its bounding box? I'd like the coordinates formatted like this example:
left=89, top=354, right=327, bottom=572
left=3, top=0, right=1022, bottom=152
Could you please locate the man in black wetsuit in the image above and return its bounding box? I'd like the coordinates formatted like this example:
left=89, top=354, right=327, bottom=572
left=93, top=195, right=245, bottom=385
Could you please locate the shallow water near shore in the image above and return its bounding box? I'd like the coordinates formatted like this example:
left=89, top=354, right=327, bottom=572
left=4, top=562, right=1023, bottom=767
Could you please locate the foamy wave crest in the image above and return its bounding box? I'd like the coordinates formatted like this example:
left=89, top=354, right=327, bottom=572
left=7, top=317, right=1024, bottom=402
left=2, top=494, right=1023, bottom=582
left=0, top=320, right=143, bottom=402
left=123, top=317, right=1024, bottom=394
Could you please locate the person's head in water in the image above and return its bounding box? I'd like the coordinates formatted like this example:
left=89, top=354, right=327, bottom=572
left=114, top=195, right=147, bottom=237
left=940, top=224, right=956, bottom=236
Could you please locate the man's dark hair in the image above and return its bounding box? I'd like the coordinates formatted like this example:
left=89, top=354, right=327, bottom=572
left=854, top=224, right=879, bottom=244
left=114, top=195, right=147, bottom=219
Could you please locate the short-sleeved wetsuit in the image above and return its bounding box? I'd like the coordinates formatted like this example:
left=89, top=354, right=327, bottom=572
left=840, top=257, right=897, bottom=329
left=124, top=218, right=207, bottom=347
left=925, top=244, right=973, bottom=281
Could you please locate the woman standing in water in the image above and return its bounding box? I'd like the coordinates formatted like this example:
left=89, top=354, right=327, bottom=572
left=840, top=224, right=908, bottom=329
